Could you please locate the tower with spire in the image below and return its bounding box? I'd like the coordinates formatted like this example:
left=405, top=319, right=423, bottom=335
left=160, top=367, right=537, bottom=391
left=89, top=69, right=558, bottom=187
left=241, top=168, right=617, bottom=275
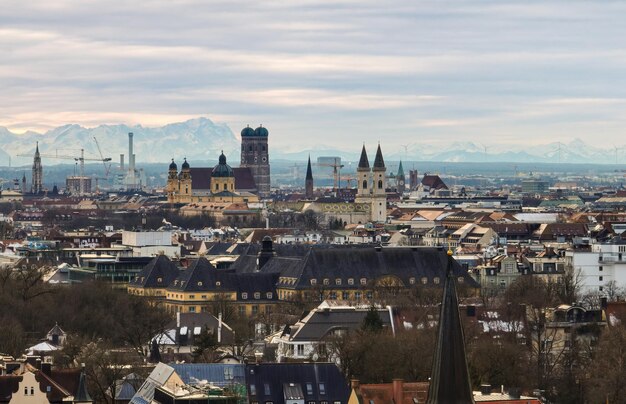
left=396, top=160, right=405, bottom=194
left=355, top=144, right=387, bottom=223
left=31, top=142, right=43, bottom=194
left=426, top=250, right=475, bottom=404
left=305, top=155, right=314, bottom=199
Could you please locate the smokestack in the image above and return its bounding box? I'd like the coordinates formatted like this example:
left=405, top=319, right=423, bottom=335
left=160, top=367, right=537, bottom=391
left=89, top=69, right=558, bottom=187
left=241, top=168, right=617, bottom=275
left=120, top=154, right=125, bottom=171
left=176, top=311, right=180, bottom=328
left=128, top=132, right=134, bottom=172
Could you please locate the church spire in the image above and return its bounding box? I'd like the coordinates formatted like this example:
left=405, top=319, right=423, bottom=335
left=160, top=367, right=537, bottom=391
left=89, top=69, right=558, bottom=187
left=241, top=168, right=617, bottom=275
left=373, top=143, right=385, bottom=170
left=358, top=145, right=370, bottom=170
left=305, top=155, right=314, bottom=199
left=426, top=251, right=475, bottom=404
left=397, top=160, right=404, bottom=176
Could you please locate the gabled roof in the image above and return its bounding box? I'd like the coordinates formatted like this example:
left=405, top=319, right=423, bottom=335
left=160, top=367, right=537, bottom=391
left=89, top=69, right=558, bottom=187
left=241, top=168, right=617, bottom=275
left=131, top=255, right=180, bottom=288
left=288, top=306, right=392, bottom=341
left=244, top=363, right=350, bottom=404
left=421, top=175, right=448, bottom=190
left=168, top=257, right=220, bottom=292
left=190, top=167, right=257, bottom=192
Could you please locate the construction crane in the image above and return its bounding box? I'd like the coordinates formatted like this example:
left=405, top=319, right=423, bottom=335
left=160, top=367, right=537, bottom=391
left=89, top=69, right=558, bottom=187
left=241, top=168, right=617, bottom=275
left=316, top=158, right=344, bottom=191
left=18, top=148, right=112, bottom=195
left=93, top=137, right=112, bottom=177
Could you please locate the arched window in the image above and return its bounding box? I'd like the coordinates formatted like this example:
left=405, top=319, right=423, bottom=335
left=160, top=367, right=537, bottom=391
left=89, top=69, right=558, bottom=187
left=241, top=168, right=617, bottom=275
left=215, top=183, right=219, bottom=190
left=223, top=183, right=227, bottom=190
left=362, top=180, right=367, bottom=189
left=249, top=145, right=253, bottom=151
left=378, top=180, right=383, bottom=189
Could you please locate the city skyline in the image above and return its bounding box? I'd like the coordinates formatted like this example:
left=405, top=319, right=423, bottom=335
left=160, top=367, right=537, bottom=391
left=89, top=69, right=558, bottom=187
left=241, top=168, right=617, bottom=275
left=2, top=1, right=626, bottom=150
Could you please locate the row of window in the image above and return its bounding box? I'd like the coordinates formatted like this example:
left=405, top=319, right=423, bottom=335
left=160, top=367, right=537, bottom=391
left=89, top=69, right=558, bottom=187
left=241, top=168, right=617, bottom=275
left=242, top=292, right=273, bottom=300
left=310, top=276, right=451, bottom=286
left=250, top=382, right=328, bottom=396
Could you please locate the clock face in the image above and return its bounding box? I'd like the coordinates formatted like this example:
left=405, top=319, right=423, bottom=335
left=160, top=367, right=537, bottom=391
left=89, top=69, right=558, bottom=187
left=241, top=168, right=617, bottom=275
left=399, top=180, right=405, bottom=185
left=262, top=157, right=267, bottom=162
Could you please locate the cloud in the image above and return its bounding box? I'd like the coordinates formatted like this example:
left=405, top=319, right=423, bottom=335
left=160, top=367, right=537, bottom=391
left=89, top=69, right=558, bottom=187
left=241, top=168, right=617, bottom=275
left=1, top=0, right=626, bottom=148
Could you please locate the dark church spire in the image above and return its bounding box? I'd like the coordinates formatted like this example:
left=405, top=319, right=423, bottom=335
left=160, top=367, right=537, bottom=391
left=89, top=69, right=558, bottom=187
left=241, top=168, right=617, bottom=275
left=373, top=143, right=385, bottom=170
left=305, top=155, right=314, bottom=199
left=426, top=250, right=475, bottom=404
left=358, top=145, right=370, bottom=170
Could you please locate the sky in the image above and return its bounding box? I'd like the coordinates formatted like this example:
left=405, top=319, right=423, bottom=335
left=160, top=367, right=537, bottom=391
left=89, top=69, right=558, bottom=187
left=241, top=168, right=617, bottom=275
left=2, top=0, right=626, bottom=153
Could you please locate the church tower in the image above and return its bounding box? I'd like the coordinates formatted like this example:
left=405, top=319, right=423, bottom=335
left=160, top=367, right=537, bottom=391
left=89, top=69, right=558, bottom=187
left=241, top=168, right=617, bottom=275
left=31, top=142, right=43, bottom=194
left=371, top=144, right=387, bottom=223
left=356, top=145, right=370, bottom=198
left=240, top=125, right=270, bottom=197
left=396, top=160, right=406, bottom=194
left=305, top=155, right=314, bottom=199
left=178, top=158, right=192, bottom=201
left=166, top=159, right=178, bottom=203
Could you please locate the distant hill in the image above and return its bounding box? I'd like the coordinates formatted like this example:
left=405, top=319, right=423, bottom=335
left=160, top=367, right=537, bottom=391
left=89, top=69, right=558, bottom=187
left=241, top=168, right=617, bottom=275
left=1, top=117, right=240, bottom=167
left=2, top=117, right=624, bottom=166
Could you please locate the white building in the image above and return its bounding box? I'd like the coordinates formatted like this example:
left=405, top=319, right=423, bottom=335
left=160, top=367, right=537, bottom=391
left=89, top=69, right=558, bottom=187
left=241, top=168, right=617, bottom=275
left=567, top=239, right=626, bottom=295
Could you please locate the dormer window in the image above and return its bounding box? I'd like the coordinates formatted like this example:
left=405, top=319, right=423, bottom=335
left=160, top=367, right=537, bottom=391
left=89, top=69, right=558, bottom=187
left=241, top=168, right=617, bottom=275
left=409, top=277, right=416, bottom=285
left=323, top=278, right=330, bottom=285
left=421, top=277, right=428, bottom=284
left=434, top=277, right=440, bottom=285
left=335, top=278, right=342, bottom=285
left=157, top=277, right=162, bottom=283
left=310, top=279, right=317, bottom=285
left=242, top=292, right=248, bottom=299
left=197, top=281, right=203, bottom=286
left=254, top=292, right=261, bottom=299
left=348, top=278, right=354, bottom=285
left=216, top=281, right=221, bottom=287
left=360, top=278, right=367, bottom=285
left=267, top=292, right=273, bottom=299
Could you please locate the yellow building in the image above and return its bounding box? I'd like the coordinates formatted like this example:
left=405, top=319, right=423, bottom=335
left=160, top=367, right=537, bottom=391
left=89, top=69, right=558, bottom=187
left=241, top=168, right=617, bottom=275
left=166, top=152, right=259, bottom=204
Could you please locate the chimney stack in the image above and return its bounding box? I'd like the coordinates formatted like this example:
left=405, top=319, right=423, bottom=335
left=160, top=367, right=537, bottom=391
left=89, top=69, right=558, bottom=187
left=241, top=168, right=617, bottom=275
left=120, top=154, right=125, bottom=171
left=392, top=379, right=404, bottom=404
left=128, top=132, right=135, bottom=173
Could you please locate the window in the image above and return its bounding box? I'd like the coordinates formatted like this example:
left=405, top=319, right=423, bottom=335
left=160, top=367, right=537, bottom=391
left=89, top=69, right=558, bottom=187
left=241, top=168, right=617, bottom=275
left=254, top=292, right=261, bottom=299
left=366, top=291, right=373, bottom=299
left=310, top=279, right=317, bottom=285
left=242, top=292, right=248, bottom=299
left=319, top=383, right=326, bottom=395
left=266, top=292, right=273, bottom=299
left=224, top=366, right=234, bottom=380
left=335, top=278, right=342, bottom=285
left=360, top=278, right=367, bottom=285
left=297, top=344, right=305, bottom=356
left=355, top=291, right=362, bottom=300
left=362, top=180, right=367, bottom=189
left=434, top=277, right=440, bottom=284
left=342, top=292, right=349, bottom=300
left=252, top=305, right=258, bottom=314
left=250, top=384, right=256, bottom=395
left=197, top=281, right=203, bottom=286
left=378, top=180, right=383, bottom=189
left=201, top=295, right=207, bottom=299
left=329, top=292, right=337, bottom=300
left=216, top=281, right=221, bottom=287
left=599, top=276, right=603, bottom=281
left=600, top=266, right=603, bottom=272
left=599, top=286, right=604, bottom=292
left=264, top=383, right=271, bottom=395
left=238, top=306, right=246, bottom=316
left=189, top=306, right=196, bottom=312
left=348, top=278, right=354, bottom=285
left=422, top=277, right=428, bottom=284
left=323, top=278, right=330, bottom=285
left=189, top=295, right=195, bottom=299
left=409, top=277, right=415, bottom=285
left=306, top=383, right=314, bottom=395
left=157, top=277, right=162, bottom=283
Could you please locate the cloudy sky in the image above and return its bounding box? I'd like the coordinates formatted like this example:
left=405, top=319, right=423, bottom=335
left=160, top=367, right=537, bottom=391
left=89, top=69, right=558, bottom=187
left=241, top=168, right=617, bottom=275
left=2, top=0, right=626, bottom=152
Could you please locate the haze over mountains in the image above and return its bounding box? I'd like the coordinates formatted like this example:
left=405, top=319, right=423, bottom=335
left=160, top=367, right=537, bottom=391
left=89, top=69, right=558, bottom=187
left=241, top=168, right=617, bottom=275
left=1, top=117, right=624, bottom=166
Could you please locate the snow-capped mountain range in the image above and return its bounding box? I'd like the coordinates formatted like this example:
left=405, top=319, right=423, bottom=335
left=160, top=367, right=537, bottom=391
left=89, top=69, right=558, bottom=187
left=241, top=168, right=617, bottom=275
left=1, top=117, right=624, bottom=166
